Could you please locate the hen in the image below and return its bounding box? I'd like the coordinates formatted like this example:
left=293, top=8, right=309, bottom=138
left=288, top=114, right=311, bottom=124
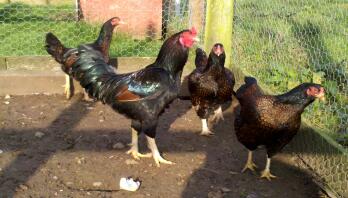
left=46, top=17, right=124, bottom=99
left=46, top=28, right=198, bottom=166
left=235, top=77, right=325, bottom=180
left=188, top=43, right=235, bottom=135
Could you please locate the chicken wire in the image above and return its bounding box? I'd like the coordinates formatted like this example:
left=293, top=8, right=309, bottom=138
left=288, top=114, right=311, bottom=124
left=0, top=0, right=205, bottom=58
left=232, top=0, right=347, bottom=197
left=1, top=0, right=348, bottom=196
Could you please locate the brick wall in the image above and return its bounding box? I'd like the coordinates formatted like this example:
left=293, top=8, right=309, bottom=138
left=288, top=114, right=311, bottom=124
left=79, top=0, right=163, bottom=39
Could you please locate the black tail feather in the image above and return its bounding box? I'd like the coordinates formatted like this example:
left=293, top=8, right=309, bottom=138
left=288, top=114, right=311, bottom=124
left=45, top=32, right=69, bottom=64
left=244, top=76, right=257, bottom=85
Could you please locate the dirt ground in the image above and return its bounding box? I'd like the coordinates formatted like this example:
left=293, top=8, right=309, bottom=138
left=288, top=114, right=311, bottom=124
left=0, top=94, right=327, bottom=198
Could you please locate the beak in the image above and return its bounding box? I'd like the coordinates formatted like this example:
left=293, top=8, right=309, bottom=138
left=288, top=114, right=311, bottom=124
left=193, top=37, right=200, bottom=42
left=118, top=20, right=127, bottom=25
left=316, top=91, right=326, bottom=102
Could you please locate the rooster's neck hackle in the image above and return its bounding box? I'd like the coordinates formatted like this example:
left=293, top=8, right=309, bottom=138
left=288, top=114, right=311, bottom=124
left=95, top=22, right=114, bottom=48
left=155, top=33, right=189, bottom=77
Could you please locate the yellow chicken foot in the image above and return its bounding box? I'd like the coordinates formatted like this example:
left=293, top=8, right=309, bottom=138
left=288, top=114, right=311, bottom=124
left=241, top=150, right=258, bottom=172
left=260, top=157, right=277, bottom=181
left=146, top=135, right=174, bottom=167
left=126, top=128, right=151, bottom=160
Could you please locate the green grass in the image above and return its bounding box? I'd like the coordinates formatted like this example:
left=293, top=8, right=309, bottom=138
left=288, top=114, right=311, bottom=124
left=1, top=1, right=347, bottom=144
left=232, top=0, right=348, bottom=145
left=0, top=3, right=163, bottom=57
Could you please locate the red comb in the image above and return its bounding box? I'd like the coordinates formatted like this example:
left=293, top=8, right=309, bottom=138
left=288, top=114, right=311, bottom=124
left=190, top=27, right=197, bottom=35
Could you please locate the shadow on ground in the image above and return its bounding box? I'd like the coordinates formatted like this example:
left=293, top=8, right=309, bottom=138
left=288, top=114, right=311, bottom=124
left=0, top=94, right=326, bottom=197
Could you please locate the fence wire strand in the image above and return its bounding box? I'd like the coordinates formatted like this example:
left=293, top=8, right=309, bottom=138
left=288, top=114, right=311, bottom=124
left=232, top=0, right=347, bottom=197
left=0, top=0, right=347, bottom=197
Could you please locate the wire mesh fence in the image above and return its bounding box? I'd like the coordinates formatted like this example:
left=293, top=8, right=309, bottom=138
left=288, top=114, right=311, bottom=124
left=232, top=0, right=347, bottom=196
left=0, top=0, right=347, bottom=196
left=0, top=0, right=205, bottom=57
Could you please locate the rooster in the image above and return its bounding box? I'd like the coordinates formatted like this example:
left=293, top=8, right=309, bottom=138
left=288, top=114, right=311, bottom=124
left=188, top=43, right=235, bottom=135
left=45, top=28, right=199, bottom=166
left=235, top=77, right=325, bottom=180
left=46, top=17, right=124, bottom=100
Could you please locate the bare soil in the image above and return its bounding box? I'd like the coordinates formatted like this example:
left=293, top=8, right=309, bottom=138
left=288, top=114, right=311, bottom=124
left=0, top=94, right=326, bottom=198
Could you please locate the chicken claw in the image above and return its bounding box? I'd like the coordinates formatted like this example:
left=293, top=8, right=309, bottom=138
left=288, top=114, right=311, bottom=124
left=242, top=161, right=257, bottom=172
left=153, top=154, right=175, bottom=167
left=146, top=136, right=174, bottom=167
left=260, top=170, right=277, bottom=181
left=200, top=119, right=214, bottom=136
left=200, top=130, right=215, bottom=136
left=241, top=151, right=257, bottom=172
left=212, top=106, right=224, bottom=122
left=260, top=157, right=277, bottom=180
left=126, top=149, right=152, bottom=160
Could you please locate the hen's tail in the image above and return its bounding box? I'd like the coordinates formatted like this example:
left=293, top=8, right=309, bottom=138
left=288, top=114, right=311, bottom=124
left=244, top=76, right=257, bottom=85
left=236, top=76, right=260, bottom=99
left=45, top=32, right=70, bottom=64
left=195, top=48, right=208, bottom=70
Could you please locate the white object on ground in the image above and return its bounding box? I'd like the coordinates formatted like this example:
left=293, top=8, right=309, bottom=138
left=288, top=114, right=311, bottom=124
left=119, top=177, right=141, bottom=192
left=35, top=131, right=45, bottom=138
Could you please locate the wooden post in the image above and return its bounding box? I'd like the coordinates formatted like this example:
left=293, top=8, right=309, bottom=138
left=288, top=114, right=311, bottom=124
left=204, top=0, right=234, bottom=68
left=189, top=0, right=204, bottom=37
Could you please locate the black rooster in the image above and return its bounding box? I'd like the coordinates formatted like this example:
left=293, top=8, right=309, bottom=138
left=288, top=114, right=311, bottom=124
left=235, top=77, right=325, bottom=180
left=188, top=43, right=235, bottom=135
left=46, top=17, right=124, bottom=99
left=45, top=28, right=199, bottom=166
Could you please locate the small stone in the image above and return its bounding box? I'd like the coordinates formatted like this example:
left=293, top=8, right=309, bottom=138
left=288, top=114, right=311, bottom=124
left=35, top=131, right=45, bottom=138
left=125, top=159, right=139, bottom=165
left=4, top=101, right=9, bottom=105
left=66, top=182, right=73, bottom=186
left=54, top=192, right=58, bottom=196
left=221, top=187, right=231, bottom=193
left=207, top=190, right=223, bottom=198
left=99, top=119, right=104, bottom=122
left=229, top=171, right=238, bottom=175
left=93, top=182, right=102, bottom=187
left=246, top=192, right=260, bottom=198
left=86, top=107, right=94, bottom=110
left=19, top=184, right=29, bottom=190
left=53, top=176, right=58, bottom=180
left=112, top=142, right=125, bottom=149
left=4, top=94, right=10, bottom=99
left=76, top=157, right=85, bottom=164
left=0, top=149, right=3, bottom=154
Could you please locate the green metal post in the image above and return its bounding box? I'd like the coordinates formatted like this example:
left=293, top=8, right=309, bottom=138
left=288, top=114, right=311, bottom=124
left=204, top=0, right=234, bottom=68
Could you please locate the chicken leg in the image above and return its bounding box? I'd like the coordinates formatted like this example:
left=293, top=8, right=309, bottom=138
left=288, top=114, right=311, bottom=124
left=64, top=74, right=74, bottom=99
left=200, top=119, right=214, bottom=136
left=146, top=135, right=174, bottom=167
left=241, top=150, right=257, bottom=172
left=260, top=157, right=277, bottom=180
left=212, top=106, right=224, bottom=122
left=126, top=128, right=152, bottom=160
